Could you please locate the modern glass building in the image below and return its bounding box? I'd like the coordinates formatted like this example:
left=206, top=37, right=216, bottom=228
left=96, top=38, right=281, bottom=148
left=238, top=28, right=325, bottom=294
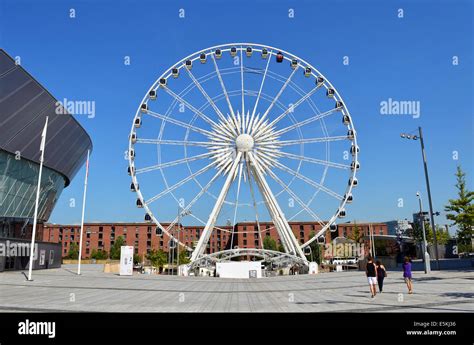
left=0, top=49, right=92, bottom=271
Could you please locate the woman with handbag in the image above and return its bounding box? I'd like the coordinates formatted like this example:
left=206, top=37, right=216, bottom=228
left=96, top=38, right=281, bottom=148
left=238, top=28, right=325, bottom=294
left=376, top=260, right=387, bottom=293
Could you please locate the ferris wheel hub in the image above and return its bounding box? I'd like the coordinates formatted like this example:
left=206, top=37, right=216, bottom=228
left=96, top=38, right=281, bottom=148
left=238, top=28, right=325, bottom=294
left=235, top=133, right=254, bottom=152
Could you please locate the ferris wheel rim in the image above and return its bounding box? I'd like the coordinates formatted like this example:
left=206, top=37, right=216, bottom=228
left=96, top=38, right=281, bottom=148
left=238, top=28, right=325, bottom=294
left=128, top=42, right=359, bottom=256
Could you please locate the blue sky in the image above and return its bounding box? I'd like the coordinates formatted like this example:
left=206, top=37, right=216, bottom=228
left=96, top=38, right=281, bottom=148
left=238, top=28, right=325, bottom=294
left=1, top=0, right=472, bottom=231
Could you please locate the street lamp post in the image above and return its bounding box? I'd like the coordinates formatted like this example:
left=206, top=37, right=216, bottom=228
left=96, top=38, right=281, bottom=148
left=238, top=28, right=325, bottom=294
left=400, top=127, right=440, bottom=270
left=417, top=192, right=431, bottom=274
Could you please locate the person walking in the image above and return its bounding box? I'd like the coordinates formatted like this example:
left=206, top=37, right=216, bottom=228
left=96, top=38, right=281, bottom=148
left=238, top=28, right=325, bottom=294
left=366, top=256, right=377, bottom=298
left=375, top=260, right=387, bottom=293
left=403, top=256, right=413, bottom=294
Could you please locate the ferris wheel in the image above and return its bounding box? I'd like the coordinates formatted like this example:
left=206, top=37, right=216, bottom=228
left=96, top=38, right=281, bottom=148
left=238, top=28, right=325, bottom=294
left=128, top=43, right=359, bottom=265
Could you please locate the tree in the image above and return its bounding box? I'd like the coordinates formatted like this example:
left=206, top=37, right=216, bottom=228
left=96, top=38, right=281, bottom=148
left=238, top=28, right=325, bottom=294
left=445, top=166, right=474, bottom=253
left=133, top=254, right=141, bottom=265
left=66, top=242, right=79, bottom=259
left=277, top=244, right=285, bottom=253
left=263, top=236, right=277, bottom=251
left=413, top=222, right=450, bottom=246
left=347, top=222, right=363, bottom=243
left=91, top=249, right=108, bottom=260
left=147, top=249, right=167, bottom=272
left=109, top=236, right=125, bottom=260
left=178, top=250, right=191, bottom=264
left=306, top=231, right=322, bottom=264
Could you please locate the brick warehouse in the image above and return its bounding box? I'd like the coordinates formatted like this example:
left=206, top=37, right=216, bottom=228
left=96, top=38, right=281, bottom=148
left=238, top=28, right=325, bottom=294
left=42, top=221, right=389, bottom=259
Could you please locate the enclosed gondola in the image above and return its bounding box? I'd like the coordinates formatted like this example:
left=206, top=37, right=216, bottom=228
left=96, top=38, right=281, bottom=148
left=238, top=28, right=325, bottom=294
left=276, top=51, right=284, bottom=63
left=185, top=59, right=192, bottom=70
left=246, top=46, right=252, bottom=57
left=291, top=59, right=298, bottom=69
left=172, top=68, right=179, bottom=78
left=351, top=161, right=360, bottom=171
left=316, top=76, right=325, bottom=87
left=338, top=209, right=346, bottom=218
left=342, top=115, right=350, bottom=125
left=134, top=117, right=142, bottom=128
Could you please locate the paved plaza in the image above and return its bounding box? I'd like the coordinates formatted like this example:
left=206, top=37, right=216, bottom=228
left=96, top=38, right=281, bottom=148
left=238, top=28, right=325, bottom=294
left=0, top=265, right=472, bottom=312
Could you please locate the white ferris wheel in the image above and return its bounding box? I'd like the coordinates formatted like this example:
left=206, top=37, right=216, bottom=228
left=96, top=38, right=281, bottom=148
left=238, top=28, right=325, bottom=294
left=128, top=43, right=359, bottom=268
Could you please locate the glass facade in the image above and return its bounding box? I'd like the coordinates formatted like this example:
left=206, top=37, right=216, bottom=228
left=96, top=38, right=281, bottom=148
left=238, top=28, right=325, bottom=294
left=0, top=149, right=65, bottom=222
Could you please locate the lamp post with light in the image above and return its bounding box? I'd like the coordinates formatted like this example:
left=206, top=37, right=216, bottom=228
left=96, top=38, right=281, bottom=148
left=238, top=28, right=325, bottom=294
left=400, top=127, right=440, bottom=270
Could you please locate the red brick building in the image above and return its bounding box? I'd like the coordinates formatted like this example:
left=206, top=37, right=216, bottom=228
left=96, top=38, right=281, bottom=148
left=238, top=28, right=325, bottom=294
left=42, top=221, right=388, bottom=260
left=331, top=222, right=388, bottom=240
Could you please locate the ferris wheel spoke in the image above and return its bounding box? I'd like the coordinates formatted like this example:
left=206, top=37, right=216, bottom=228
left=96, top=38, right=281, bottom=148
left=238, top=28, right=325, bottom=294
left=269, top=86, right=320, bottom=127
left=145, top=162, right=215, bottom=205
left=274, top=160, right=344, bottom=201
left=247, top=151, right=305, bottom=257
left=251, top=50, right=273, bottom=121
left=276, top=135, right=349, bottom=146
left=210, top=53, right=235, bottom=118
left=191, top=152, right=242, bottom=261
left=240, top=46, right=245, bottom=115
left=278, top=151, right=351, bottom=170
left=259, top=67, right=298, bottom=123
left=135, top=138, right=229, bottom=148
left=146, top=110, right=213, bottom=137
left=245, top=156, right=263, bottom=249
left=184, top=67, right=231, bottom=128
left=274, top=108, right=339, bottom=136
left=162, top=86, right=218, bottom=127
left=230, top=161, right=244, bottom=250
left=265, top=168, right=327, bottom=228
left=135, top=152, right=213, bottom=174
left=165, top=168, right=223, bottom=233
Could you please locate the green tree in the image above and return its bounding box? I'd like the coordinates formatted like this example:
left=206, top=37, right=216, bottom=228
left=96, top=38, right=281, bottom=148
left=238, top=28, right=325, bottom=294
left=445, top=166, right=474, bottom=253
left=67, top=242, right=79, bottom=259
left=277, top=244, right=285, bottom=253
left=263, top=236, right=277, bottom=251
left=347, top=222, right=363, bottom=243
left=147, top=249, right=167, bottom=272
left=177, top=250, right=191, bottom=264
left=133, top=254, right=141, bottom=265
left=109, top=236, right=125, bottom=260
left=305, top=231, right=322, bottom=264
left=411, top=222, right=425, bottom=244
left=413, top=222, right=451, bottom=246
left=91, top=249, right=108, bottom=260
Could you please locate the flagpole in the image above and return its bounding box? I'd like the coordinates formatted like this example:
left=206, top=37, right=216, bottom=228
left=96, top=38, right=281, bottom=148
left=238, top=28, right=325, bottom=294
left=27, top=116, right=49, bottom=281
left=77, top=150, right=90, bottom=275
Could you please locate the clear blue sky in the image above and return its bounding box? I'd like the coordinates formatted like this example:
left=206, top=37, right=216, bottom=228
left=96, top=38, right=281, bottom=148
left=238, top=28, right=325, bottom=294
left=1, top=0, right=472, bottom=231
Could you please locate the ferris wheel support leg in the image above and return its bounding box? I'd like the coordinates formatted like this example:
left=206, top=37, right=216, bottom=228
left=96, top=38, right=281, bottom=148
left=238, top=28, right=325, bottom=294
left=247, top=152, right=307, bottom=262
left=191, top=152, right=243, bottom=262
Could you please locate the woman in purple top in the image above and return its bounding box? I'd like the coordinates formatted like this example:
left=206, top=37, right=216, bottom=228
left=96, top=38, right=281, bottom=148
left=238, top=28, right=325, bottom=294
left=402, top=257, right=413, bottom=294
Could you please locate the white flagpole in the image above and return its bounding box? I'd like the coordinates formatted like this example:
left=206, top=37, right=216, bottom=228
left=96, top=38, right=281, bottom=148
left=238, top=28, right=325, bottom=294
left=77, top=149, right=90, bottom=275
left=27, top=116, right=49, bottom=281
